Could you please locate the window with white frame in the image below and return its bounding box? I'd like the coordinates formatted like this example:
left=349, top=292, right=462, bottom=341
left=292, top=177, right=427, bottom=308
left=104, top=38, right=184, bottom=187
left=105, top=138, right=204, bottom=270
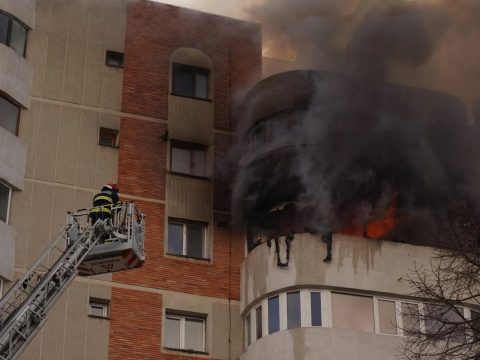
left=0, top=181, right=12, bottom=223
left=255, top=306, right=262, bottom=340
left=310, top=291, right=322, bottom=327
left=268, top=295, right=280, bottom=334
left=287, top=291, right=301, bottom=329
left=170, top=141, right=208, bottom=178
left=165, top=313, right=206, bottom=353
left=245, top=313, right=252, bottom=346
left=332, top=292, right=374, bottom=333
left=168, top=219, right=207, bottom=259
left=88, top=298, right=109, bottom=318
left=377, top=299, right=397, bottom=335
left=244, top=288, right=477, bottom=348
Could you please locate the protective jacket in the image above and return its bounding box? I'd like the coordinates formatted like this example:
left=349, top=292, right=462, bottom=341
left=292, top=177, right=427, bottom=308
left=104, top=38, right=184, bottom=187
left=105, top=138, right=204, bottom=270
left=89, top=188, right=120, bottom=218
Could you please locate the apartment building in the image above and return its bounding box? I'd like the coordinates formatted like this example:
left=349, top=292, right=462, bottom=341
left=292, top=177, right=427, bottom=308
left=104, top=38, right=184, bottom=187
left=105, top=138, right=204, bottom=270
left=0, top=1, right=475, bottom=360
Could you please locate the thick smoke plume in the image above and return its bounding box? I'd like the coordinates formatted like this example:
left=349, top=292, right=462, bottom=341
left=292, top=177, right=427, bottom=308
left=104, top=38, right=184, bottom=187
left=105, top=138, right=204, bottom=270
left=233, top=0, right=480, bottom=246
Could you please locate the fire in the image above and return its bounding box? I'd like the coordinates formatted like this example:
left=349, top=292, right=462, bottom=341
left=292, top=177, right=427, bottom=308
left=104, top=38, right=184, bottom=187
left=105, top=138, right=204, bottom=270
left=341, top=198, right=397, bottom=239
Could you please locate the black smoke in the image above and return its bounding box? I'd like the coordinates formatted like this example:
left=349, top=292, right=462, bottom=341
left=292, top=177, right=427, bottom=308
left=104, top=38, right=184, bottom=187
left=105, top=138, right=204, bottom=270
left=233, top=1, right=480, bottom=246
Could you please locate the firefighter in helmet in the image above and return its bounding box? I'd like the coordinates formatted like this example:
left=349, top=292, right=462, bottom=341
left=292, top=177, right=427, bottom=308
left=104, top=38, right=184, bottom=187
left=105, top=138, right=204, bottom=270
left=89, top=183, right=120, bottom=225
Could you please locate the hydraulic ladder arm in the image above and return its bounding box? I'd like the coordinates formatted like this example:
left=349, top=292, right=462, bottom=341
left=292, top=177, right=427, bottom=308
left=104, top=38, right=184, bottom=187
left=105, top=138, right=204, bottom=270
left=0, top=202, right=145, bottom=360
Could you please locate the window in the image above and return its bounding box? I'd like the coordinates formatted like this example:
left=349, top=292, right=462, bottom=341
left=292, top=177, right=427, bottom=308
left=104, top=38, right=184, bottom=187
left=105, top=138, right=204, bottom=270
left=378, top=299, right=397, bottom=335
left=268, top=296, right=280, bottom=334
left=0, top=96, right=20, bottom=135
left=172, top=63, right=209, bottom=100
left=424, top=304, right=465, bottom=341
left=287, top=291, right=301, bottom=329
left=0, top=181, right=11, bottom=223
left=168, top=219, right=207, bottom=259
left=88, top=298, right=109, bottom=318
left=246, top=313, right=252, bottom=346
left=165, top=313, right=205, bottom=353
left=171, top=141, right=207, bottom=177
left=98, top=127, right=119, bottom=147
left=0, top=279, right=3, bottom=298
left=255, top=306, right=262, bottom=340
left=401, top=302, right=420, bottom=336
left=0, top=11, right=28, bottom=57
left=471, top=310, right=480, bottom=340
left=332, top=293, right=374, bottom=333
left=310, top=292, right=322, bottom=326
left=105, top=50, right=124, bottom=68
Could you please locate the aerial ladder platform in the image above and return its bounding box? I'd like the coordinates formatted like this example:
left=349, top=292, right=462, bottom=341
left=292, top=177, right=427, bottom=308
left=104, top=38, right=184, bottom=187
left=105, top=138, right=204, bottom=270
left=0, top=202, right=144, bottom=360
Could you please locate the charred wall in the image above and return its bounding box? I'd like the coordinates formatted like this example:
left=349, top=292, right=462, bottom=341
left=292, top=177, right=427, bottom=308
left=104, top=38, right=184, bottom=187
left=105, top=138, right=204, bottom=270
left=234, top=70, right=478, bottom=248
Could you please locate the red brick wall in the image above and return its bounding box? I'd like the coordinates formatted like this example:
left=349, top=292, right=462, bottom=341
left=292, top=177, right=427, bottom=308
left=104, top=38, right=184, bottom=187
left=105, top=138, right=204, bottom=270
left=121, top=1, right=261, bottom=131
left=111, top=2, right=261, bottom=359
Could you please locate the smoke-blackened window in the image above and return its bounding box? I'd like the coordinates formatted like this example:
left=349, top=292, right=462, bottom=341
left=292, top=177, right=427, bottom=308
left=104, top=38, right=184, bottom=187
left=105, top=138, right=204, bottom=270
left=172, top=63, right=209, bottom=100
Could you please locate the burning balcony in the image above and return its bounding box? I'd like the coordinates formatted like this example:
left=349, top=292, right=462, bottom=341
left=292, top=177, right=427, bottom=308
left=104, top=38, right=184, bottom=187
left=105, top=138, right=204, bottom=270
left=235, top=70, right=477, bottom=251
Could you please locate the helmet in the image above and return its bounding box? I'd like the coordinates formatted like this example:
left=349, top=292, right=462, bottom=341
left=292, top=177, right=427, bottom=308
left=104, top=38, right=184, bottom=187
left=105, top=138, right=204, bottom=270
left=103, top=183, right=119, bottom=191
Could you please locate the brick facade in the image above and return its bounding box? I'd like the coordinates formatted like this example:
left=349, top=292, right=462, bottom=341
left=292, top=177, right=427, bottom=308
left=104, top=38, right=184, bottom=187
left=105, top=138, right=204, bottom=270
left=110, top=2, right=261, bottom=359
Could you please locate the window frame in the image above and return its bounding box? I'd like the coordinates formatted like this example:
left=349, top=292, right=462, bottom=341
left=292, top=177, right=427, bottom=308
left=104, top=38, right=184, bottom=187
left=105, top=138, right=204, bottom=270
left=98, top=127, right=119, bottom=148
left=167, top=218, right=209, bottom=261
left=171, top=63, right=210, bottom=101
left=88, top=298, right=110, bottom=319
left=0, top=180, right=12, bottom=224
left=170, top=140, right=209, bottom=179
left=105, top=50, right=124, bottom=68
left=0, top=10, right=28, bottom=58
left=0, top=94, right=21, bottom=136
left=164, top=312, right=207, bottom=354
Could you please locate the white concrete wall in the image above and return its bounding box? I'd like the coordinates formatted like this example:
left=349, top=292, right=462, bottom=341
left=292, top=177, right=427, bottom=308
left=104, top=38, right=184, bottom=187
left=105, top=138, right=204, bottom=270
left=0, top=125, right=27, bottom=190
left=241, top=327, right=401, bottom=360
left=241, top=234, right=434, bottom=313
left=0, top=45, right=33, bottom=108
left=0, top=220, right=15, bottom=280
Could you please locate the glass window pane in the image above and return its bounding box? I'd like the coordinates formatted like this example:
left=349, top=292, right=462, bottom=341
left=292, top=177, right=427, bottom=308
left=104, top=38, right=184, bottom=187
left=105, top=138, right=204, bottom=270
left=165, top=317, right=181, bottom=348
left=268, top=296, right=280, bottom=334
left=401, top=302, right=420, bottom=336
left=246, top=313, right=252, bottom=345
left=311, top=292, right=322, bottom=326
left=0, top=13, right=8, bottom=45
left=378, top=300, right=397, bottom=335
left=287, top=291, right=301, bottom=329
left=186, top=225, right=204, bottom=258
left=332, top=293, right=374, bottom=333
left=173, top=65, right=194, bottom=97
left=171, top=147, right=191, bottom=174
left=0, top=96, right=19, bottom=135
left=424, top=305, right=465, bottom=341
left=89, top=304, right=106, bottom=317
left=0, top=183, right=9, bottom=222
left=185, top=318, right=204, bottom=351
left=10, top=20, right=27, bottom=56
left=256, top=306, right=262, bottom=339
left=194, top=72, right=208, bottom=99
left=168, top=223, right=183, bottom=255
left=472, top=310, right=480, bottom=341
left=192, top=149, right=206, bottom=177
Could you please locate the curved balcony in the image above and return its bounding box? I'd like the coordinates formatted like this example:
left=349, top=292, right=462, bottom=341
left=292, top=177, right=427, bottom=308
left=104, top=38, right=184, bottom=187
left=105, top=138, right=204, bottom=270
left=236, top=70, right=472, bottom=247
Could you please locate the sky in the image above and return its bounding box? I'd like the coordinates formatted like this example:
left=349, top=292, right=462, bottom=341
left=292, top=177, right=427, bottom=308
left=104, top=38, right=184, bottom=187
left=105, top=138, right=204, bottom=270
left=150, top=0, right=254, bottom=20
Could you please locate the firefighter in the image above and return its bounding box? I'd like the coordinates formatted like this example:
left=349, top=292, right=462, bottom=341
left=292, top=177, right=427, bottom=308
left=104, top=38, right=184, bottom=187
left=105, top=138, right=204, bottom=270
left=89, top=183, right=120, bottom=225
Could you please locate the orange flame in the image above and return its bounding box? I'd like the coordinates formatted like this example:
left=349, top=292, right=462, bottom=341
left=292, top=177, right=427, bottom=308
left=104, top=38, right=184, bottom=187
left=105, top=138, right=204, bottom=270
left=341, top=198, right=397, bottom=239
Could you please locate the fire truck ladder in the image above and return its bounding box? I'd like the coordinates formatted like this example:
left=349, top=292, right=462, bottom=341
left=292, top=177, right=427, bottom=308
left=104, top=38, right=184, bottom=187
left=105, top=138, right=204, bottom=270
left=0, top=202, right=144, bottom=360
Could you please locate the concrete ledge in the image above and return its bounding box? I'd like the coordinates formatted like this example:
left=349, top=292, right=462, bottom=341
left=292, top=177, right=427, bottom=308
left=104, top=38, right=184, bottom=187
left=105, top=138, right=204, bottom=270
left=0, top=125, right=27, bottom=189
left=0, top=0, right=35, bottom=29
left=0, top=44, right=33, bottom=108
left=0, top=220, right=15, bottom=281
left=241, top=327, right=401, bottom=360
